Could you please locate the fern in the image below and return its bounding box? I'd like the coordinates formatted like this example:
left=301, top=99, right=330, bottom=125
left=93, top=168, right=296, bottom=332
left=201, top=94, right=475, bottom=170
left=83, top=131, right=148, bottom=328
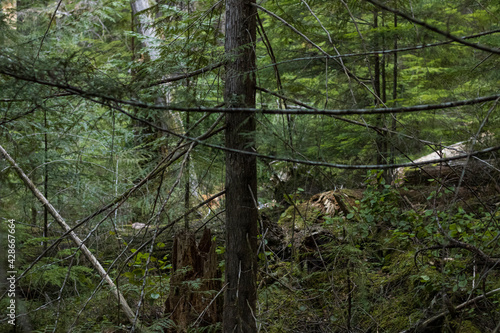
left=146, top=317, right=175, bottom=332
left=23, top=261, right=94, bottom=294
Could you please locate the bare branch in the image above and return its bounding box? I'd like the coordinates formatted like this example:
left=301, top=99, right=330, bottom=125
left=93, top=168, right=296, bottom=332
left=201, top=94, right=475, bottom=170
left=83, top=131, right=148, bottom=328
left=365, top=0, right=500, bottom=55
left=99, top=101, right=500, bottom=170
left=2, top=66, right=499, bottom=116
left=417, top=240, right=500, bottom=269
left=402, top=286, right=500, bottom=332
left=35, top=0, right=63, bottom=61
left=84, top=91, right=500, bottom=116
left=256, top=85, right=445, bottom=146
left=147, top=61, right=224, bottom=87
left=251, top=3, right=330, bottom=57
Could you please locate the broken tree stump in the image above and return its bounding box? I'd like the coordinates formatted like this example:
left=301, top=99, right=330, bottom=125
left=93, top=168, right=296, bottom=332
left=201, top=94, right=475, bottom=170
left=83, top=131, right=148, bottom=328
left=164, top=228, right=222, bottom=332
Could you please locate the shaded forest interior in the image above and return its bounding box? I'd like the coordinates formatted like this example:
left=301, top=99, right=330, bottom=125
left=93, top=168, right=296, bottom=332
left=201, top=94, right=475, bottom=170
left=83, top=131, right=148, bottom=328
left=1, top=0, right=500, bottom=332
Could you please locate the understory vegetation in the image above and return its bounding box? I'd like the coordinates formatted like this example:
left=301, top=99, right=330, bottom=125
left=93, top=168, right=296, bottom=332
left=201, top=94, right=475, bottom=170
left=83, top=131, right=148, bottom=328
left=1, top=0, right=500, bottom=332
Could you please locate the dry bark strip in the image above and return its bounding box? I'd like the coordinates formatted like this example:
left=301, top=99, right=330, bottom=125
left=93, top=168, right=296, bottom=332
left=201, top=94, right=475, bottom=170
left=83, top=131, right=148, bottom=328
left=0, top=144, right=142, bottom=331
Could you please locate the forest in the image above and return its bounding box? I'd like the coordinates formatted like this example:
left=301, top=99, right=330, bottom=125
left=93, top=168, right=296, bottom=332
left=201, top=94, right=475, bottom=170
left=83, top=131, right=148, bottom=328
left=1, top=0, right=500, bottom=332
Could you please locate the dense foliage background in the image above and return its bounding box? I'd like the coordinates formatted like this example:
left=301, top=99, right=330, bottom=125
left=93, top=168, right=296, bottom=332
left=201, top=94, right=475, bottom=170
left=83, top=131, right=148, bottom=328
left=1, top=0, right=500, bottom=332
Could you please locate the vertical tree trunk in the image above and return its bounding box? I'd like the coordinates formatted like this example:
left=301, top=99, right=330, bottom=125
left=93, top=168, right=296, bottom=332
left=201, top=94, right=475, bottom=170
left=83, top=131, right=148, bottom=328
left=373, top=10, right=386, bottom=167
left=130, top=0, right=184, bottom=149
left=184, top=110, right=190, bottom=230
left=130, top=0, right=160, bottom=61
left=373, top=10, right=381, bottom=108
left=223, top=0, right=258, bottom=332
left=390, top=11, right=398, bottom=169
left=43, top=109, right=48, bottom=251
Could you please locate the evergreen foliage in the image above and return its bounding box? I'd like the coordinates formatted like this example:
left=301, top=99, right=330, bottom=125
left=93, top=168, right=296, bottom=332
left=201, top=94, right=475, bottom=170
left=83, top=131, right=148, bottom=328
left=0, top=0, right=499, bottom=331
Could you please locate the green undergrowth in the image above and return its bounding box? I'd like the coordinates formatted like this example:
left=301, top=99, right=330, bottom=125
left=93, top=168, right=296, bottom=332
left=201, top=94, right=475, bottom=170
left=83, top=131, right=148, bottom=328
left=7, top=171, right=499, bottom=332
left=258, top=171, right=500, bottom=332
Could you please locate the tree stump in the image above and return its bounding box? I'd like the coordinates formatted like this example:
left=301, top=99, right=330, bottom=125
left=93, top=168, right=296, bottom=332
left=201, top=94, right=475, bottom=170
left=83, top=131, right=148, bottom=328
left=165, top=228, right=222, bottom=332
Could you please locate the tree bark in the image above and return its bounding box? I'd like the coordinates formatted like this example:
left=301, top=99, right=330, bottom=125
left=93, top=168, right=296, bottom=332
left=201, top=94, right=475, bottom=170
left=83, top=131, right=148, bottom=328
left=130, top=0, right=184, bottom=146
left=223, top=0, right=258, bottom=332
left=43, top=109, right=48, bottom=251
left=373, top=9, right=387, bottom=168
left=165, top=229, right=222, bottom=332
left=130, top=0, right=160, bottom=61
left=390, top=10, right=398, bottom=169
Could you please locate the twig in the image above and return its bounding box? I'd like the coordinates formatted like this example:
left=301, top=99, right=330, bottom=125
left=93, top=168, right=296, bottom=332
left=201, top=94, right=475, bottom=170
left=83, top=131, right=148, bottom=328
left=35, top=0, right=63, bottom=62
left=193, top=283, right=228, bottom=327
left=401, top=286, right=500, bottom=332
left=365, top=0, right=500, bottom=55
left=148, top=62, right=224, bottom=87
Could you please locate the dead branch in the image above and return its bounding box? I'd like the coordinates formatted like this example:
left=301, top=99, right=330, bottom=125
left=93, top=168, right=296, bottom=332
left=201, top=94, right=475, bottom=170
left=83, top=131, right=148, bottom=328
left=401, top=286, right=500, bottom=332
left=0, top=144, right=143, bottom=331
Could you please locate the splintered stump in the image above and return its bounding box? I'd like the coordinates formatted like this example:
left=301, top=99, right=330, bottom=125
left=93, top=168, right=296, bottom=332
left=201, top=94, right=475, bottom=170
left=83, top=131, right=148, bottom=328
left=165, top=229, right=222, bottom=332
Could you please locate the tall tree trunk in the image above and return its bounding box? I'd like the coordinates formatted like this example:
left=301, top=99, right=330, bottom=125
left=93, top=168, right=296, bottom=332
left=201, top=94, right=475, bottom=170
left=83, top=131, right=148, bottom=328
left=130, top=0, right=160, bottom=61
left=130, top=0, right=184, bottom=145
left=373, top=10, right=387, bottom=167
left=184, top=110, right=190, bottom=230
left=223, top=0, right=258, bottom=332
left=390, top=10, right=398, bottom=169
left=43, top=109, right=48, bottom=251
